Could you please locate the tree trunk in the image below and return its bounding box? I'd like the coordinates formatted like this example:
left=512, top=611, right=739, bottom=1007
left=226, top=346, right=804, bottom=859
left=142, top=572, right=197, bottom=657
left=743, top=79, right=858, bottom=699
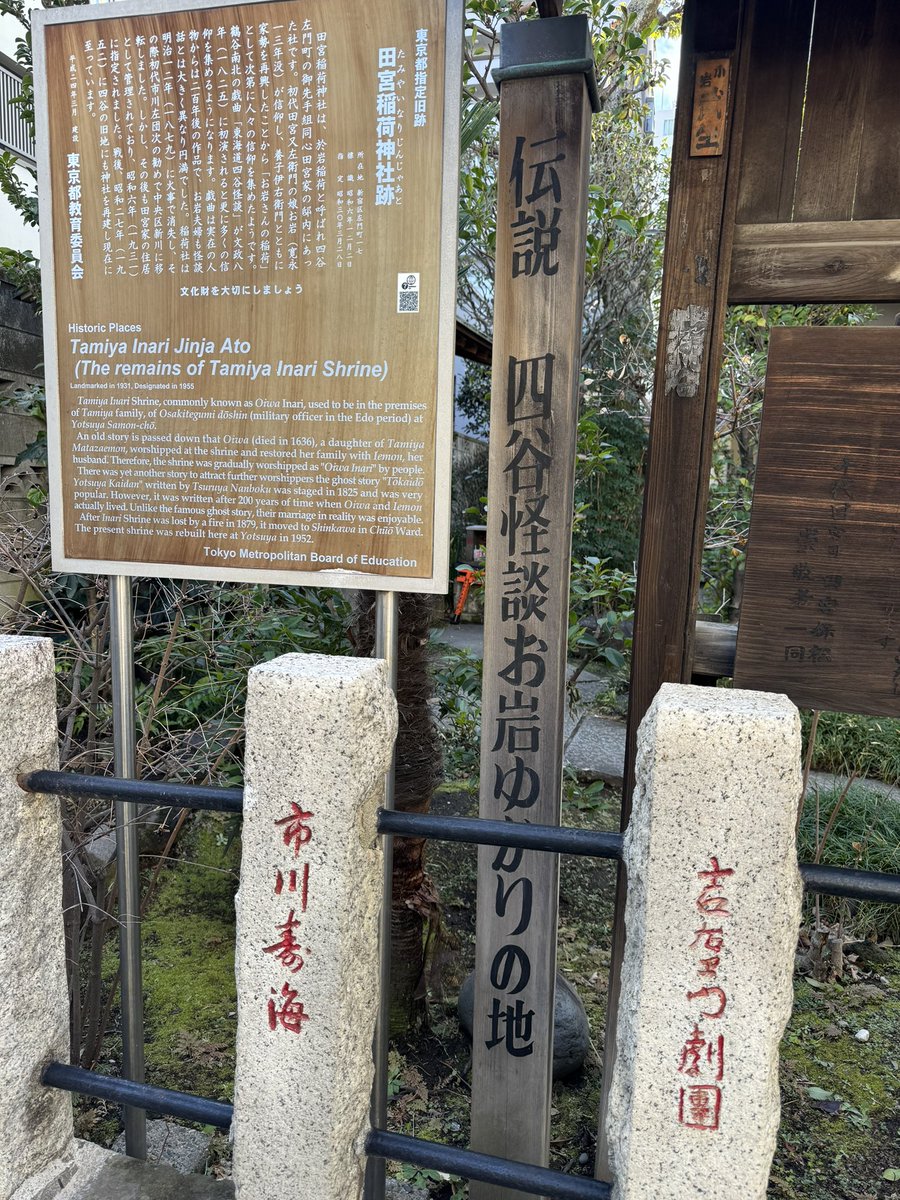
left=355, top=592, right=442, bottom=1034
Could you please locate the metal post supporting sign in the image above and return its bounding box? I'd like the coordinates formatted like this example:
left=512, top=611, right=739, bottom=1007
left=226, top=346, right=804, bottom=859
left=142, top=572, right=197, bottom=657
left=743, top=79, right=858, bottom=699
left=367, top=590, right=400, bottom=1200
left=469, top=18, right=597, bottom=1200
left=109, top=574, right=147, bottom=1158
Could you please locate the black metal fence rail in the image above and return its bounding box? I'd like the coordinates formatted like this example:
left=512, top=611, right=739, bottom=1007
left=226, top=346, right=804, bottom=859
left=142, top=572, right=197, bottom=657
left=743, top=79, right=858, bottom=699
left=40, top=1062, right=610, bottom=1200
left=22, top=769, right=900, bottom=905
left=20, top=769, right=243, bottom=814
left=42, top=1062, right=233, bottom=1129
left=365, top=1132, right=612, bottom=1200
left=23, top=767, right=900, bottom=1200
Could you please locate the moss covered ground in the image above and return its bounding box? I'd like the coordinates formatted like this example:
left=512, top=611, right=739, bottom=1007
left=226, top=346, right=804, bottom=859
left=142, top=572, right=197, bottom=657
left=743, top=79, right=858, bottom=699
left=78, top=814, right=240, bottom=1153
left=140, top=815, right=240, bottom=1101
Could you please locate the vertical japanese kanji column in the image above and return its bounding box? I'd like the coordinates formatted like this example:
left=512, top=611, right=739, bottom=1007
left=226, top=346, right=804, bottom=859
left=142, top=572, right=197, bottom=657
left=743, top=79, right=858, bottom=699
left=470, top=18, right=596, bottom=1198
left=605, top=684, right=803, bottom=1199
left=0, top=636, right=74, bottom=1200
left=232, top=654, right=397, bottom=1200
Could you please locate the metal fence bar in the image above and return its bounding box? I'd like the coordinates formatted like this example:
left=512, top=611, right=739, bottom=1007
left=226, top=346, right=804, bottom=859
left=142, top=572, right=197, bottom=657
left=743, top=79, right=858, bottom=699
left=19, top=769, right=243, bottom=814
left=366, top=1131, right=612, bottom=1200
left=378, top=809, right=624, bottom=860
left=366, top=590, right=401, bottom=1200
left=42, top=1062, right=233, bottom=1129
left=799, top=862, right=900, bottom=904
left=34, top=776, right=900, bottom=1198
left=16, top=771, right=900, bottom=904
left=40, top=1066, right=611, bottom=1197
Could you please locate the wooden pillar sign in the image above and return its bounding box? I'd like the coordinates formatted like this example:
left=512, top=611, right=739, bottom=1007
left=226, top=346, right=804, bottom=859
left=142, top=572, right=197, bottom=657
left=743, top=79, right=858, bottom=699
left=470, top=18, right=595, bottom=1198
left=32, top=0, right=462, bottom=594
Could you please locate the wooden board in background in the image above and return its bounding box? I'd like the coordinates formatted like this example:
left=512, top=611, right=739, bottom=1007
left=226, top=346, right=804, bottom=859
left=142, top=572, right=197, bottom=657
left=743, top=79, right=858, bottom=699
left=734, top=327, right=900, bottom=717
left=852, top=1, right=900, bottom=222
left=735, top=0, right=812, bottom=224
left=737, top=0, right=900, bottom=228
left=792, top=0, right=877, bottom=223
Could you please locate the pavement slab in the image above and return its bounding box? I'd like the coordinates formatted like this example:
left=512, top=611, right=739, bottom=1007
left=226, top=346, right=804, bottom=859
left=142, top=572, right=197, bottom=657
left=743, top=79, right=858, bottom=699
left=13, top=1142, right=233, bottom=1200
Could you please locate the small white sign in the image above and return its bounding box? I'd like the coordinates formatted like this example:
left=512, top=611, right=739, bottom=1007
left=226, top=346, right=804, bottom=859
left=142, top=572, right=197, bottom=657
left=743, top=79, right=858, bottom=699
left=397, top=271, right=420, bottom=313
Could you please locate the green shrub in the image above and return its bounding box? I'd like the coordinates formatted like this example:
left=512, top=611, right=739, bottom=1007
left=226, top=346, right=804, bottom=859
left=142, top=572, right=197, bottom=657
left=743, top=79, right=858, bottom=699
left=802, top=710, right=900, bottom=786
left=798, top=781, right=900, bottom=940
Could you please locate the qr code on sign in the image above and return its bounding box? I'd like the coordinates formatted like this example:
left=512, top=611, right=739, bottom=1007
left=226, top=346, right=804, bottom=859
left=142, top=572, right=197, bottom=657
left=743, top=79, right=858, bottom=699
left=397, top=272, right=420, bottom=313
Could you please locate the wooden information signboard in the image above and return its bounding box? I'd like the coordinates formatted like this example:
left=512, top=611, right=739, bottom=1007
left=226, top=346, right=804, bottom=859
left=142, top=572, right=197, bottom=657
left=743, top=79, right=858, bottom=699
left=34, top=0, right=461, bottom=592
left=734, top=327, right=900, bottom=717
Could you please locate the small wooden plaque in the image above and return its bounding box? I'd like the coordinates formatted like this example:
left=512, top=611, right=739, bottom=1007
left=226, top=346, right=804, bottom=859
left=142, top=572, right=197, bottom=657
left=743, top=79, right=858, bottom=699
left=734, top=327, right=900, bottom=717
left=690, top=55, right=730, bottom=157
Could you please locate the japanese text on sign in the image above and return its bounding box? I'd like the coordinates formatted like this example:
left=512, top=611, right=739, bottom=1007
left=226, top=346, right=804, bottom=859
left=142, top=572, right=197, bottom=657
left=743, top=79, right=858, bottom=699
left=690, top=56, right=730, bottom=157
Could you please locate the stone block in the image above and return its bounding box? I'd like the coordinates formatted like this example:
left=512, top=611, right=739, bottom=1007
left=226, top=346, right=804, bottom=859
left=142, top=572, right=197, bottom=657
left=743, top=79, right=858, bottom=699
left=564, top=714, right=626, bottom=785
left=385, top=1181, right=428, bottom=1200
left=458, top=969, right=591, bottom=1079
left=606, top=684, right=803, bottom=1200
left=232, top=654, right=397, bottom=1200
left=81, top=824, right=117, bottom=875
left=112, top=1119, right=211, bottom=1174
left=0, top=637, right=74, bottom=1200
left=13, top=1141, right=234, bottom=1200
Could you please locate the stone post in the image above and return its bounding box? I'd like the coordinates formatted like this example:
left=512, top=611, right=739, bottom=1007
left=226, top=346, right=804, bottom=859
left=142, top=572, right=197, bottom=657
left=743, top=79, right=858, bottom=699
left=0, top=636, right=74, bottom=1200
left=605, top=683, right=803, bottom=1200
left=232, top=654, right=397, bottom=1200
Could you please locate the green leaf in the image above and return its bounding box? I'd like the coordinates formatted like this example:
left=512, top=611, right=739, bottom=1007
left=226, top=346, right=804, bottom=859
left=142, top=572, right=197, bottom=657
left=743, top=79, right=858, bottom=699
left=807, top=1086, right=838, bottom=1102
left=883, top=1169, right=900, bottom=1181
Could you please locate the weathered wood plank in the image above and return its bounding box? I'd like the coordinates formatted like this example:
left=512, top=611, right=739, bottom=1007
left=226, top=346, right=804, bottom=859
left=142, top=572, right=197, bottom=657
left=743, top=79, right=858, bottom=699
left=736, top=0, right=813, bottom=223
left=792, top=0, right=877, bottom=222
left=734, top=327, right=900, bottom=717
left=729, top=219, right=900, bottom=304
left=692, top=620, right=738, bottom=679
left=469, top=31, right=592, bottom=1199
left=623, top=0, right=750, bottom=813
left=853, top=1, right=900, bottom=221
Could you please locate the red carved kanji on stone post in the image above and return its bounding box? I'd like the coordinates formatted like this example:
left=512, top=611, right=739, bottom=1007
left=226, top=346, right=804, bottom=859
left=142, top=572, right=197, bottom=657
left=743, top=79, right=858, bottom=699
left=267, top=982, right=310, bottom=1034
left=274, top=803, right=314, bottom=857
left=678, top=1084, right=722, bottom=1131
left=696, top=857, right=734, bottom=917
left=677, top=1025, right=724, bottom=1081
left=274, top=863, right=310, bottom=910
left=263, top=910, right=308, bottom=974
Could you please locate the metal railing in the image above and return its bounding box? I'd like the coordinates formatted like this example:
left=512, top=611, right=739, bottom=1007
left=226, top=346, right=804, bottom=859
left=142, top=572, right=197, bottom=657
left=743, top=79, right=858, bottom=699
left=22, top=769, right=900, bottom=1199
left=0, top=58, right=34, bottom=163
